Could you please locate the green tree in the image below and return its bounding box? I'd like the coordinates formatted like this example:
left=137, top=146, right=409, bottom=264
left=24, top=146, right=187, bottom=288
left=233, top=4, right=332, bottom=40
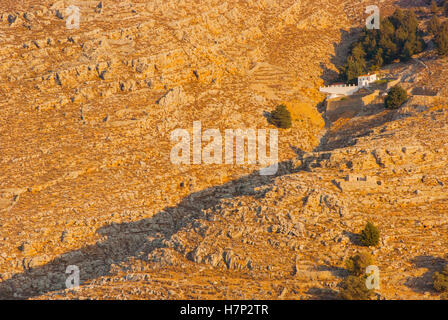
left=341, top=42, right=368, bottom=83
left=428, top=15, right=441, bottom=35
left=343, top=56, right=367, bottom=83
left=390, top=8, right=405, bottom=27
left=362, top=30, right=379, bottom=60
left=372, top=48, right=384, bottom=69
left=269, top=105, right=292, bottom=129
left=435, top=26, right=448, bottom=55
left=402, top=40, right=414, bottom=61
left=339, top=276, right=374, bottom=300
left=360, top=222, right=380, bottom=247
left=385, top=85, right=408, bottom=109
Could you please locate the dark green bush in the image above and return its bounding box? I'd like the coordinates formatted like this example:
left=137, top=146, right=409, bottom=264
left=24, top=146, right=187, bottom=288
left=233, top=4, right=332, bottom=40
left=360, top=222, right=380, bottom=247
left=345, top=252, right=375, bottom=276
left=385, top=85, right=408, bottom=109
left=433, top=265, right=448, bottom=292
left=269, top=105, right=292, bottom=129
left=339, top=275, right=374, bottom=300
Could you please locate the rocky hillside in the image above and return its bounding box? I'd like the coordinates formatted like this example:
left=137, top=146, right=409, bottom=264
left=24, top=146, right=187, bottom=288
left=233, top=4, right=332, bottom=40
left=0, top=0, right=447, bottom=299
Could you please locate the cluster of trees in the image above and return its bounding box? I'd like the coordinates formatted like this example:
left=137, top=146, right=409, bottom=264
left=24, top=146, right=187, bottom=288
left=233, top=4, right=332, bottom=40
left=341, top=9, right=425, bottom=83
left=428, top=2, right=448, bottom=56
left=339, top=222, right=381, bottom=300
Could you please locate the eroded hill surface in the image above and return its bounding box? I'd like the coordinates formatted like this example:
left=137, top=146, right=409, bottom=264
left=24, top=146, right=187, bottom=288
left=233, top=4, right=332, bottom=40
left=0, top=0, right=447, bottom=299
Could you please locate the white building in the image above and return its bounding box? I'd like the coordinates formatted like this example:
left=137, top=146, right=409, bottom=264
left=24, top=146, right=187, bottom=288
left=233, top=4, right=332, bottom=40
left=358, top=74, right=377, bottom=87
left=319, top=74, right=378, bottom=99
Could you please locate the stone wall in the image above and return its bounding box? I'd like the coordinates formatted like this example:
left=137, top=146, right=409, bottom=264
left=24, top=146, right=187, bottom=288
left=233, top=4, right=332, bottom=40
left=319, top=84, right=359, bottom=97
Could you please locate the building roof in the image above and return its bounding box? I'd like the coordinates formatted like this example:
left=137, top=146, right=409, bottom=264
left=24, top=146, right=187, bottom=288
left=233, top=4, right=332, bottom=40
left=358, top=73, right=376, bottom=77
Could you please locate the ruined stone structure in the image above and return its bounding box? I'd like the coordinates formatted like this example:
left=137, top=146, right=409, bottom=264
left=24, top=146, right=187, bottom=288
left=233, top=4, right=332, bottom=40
left=338, top=174, right=382, bottom=191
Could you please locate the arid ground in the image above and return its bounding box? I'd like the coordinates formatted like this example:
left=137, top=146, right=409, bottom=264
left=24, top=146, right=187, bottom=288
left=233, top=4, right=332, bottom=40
left=0, top=0, right=447, bottom=299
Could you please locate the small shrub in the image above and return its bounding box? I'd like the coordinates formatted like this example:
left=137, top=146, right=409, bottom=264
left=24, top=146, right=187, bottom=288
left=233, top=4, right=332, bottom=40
left=360, top=222, right=380, bottom=247
left=345, top=252, right=375, bottom=276
left=433, top=265, right=448, bottom=293
left=385, top=85, right=408, bottom=109
left=339, top=275, right=374, bottom=300
left=269, top=105, right=292, bottom=129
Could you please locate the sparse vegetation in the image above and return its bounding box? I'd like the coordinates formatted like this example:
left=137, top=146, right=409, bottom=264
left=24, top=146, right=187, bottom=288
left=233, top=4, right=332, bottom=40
left=433, top=265, right=448, bottom=293
left=339, top=275, right=374, bottom=300
left=360, top=222, right=380, bottom=247
left=269, top=105, right=292, bottom=129
left=340, top=9, right=425, bottom=83
left=385, top=85, right=408, bottom=109
left=345, top=252, right=375, bottom=276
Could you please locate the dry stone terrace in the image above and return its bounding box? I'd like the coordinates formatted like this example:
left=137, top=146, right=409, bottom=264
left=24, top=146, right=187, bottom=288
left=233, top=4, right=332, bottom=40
left=0, top=0, right=446, bottom=300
